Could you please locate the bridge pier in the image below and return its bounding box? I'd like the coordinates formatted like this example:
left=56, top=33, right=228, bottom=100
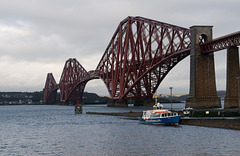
left=224, top=46, right=240, bottom=108
left=107, top=99, right=154, bottom=107
left=107, top=99, right=116, bottom=107
left=186, top=26, right=221, bottom=109
left=143, top=100, right=155, bottom=106
left=134, top=99, right=154, bottom=106
left=107, top=99, right=128, bottom=107
left=133, top=100, right=144, bottom=106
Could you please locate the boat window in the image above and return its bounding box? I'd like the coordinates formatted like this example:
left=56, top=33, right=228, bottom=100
left=150, top=114, right=160, bottom=118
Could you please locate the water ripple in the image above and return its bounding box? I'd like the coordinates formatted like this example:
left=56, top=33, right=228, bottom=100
left=0, top=105, right=240, bottom=155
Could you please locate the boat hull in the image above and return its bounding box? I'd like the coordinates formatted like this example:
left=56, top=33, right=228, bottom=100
left=138, top=115, right=181, bottom=125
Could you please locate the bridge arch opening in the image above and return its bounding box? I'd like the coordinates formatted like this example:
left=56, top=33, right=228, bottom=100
left=199, top=34, right=208, bottom=43
left=157, top=56, right=190, bottom=95
left=214, top=50, right=226, bottom=108
left=84, top=79, right=109, bottom=97
left=214, top=50, right=226, bottom=90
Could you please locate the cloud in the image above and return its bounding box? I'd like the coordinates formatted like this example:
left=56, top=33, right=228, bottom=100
left=0, top=56, right=63, bottom=91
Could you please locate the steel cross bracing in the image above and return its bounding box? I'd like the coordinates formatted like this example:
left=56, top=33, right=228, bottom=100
left=59, top=58, right=91, bottom=103
left=43, top=73, right=59, bottom=104
left=43, top=16, right=191, bottom=103
left=43, top=16, right=240, bottom=103
left=201, top=31, right=240, bottom=53
left=96, top=16, right=191, bottom=100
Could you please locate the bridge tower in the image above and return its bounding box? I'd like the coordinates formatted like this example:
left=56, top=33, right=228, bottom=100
left=186, top=26, right=221, bottom=108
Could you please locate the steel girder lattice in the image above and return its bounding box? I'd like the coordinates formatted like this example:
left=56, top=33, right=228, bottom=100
left=43, top=16, right=240, bottom=103
left=96, top=16, right=191, bottom=100
left=201, top=31, right=240, bottom=53
left=43, top=73, right=59, bottom=104
left=59, top=58, right=90, bottom=103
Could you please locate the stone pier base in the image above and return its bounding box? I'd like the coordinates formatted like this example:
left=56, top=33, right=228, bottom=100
left=75, top=105, right=82, bottom=114
left=107, top=99, right=116, bottom=107
left=224, top=98, right=239, bottom=109
left=133, top=99, right=154, bottom=106
left=107, top=99, right=154, bottom=107
left=107, top=99, right=128, bottom=107
left=143, top=100, right=154, bottom=106
left=186, top=97, right=221, bottom=109
left=134, top=100, right=144, bottom=106
left=115, top=100, right=128, bottom=107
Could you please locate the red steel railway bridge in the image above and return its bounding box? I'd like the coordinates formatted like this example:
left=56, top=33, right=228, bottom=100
left=43, top=16, right=240, bottom=108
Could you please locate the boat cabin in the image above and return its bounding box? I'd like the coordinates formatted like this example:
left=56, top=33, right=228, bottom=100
left=143, top=110, right=179, bottom=119
left=153, top=103, right=163, bottom=110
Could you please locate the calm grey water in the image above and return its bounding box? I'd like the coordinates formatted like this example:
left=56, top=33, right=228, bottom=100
left=0, top=104, right=239, bottom=156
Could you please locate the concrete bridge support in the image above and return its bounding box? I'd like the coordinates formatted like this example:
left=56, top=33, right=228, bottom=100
left=107, top=99, right=128, bottom=107
left=186, top=26, right=221, bottom=108
left=107, top=99, right=154, bottom=107
left=224, top=46, right=240, bottom=108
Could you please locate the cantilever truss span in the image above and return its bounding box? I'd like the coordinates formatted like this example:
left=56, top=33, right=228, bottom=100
left=43, top=16, right=240, bottom=104
left=59, top=58, right=90, bottom=103
left=96, top=16, right=191, bottom=100
left=43, top=73, right=59, bottom=104
left=44, top=16, right=191, bottom=103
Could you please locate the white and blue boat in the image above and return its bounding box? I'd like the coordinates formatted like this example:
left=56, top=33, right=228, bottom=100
left=139, top=103, right=181, bottom=125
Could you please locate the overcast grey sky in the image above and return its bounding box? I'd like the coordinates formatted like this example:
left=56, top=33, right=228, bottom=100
left=0, top=0, right=239, bottom=95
